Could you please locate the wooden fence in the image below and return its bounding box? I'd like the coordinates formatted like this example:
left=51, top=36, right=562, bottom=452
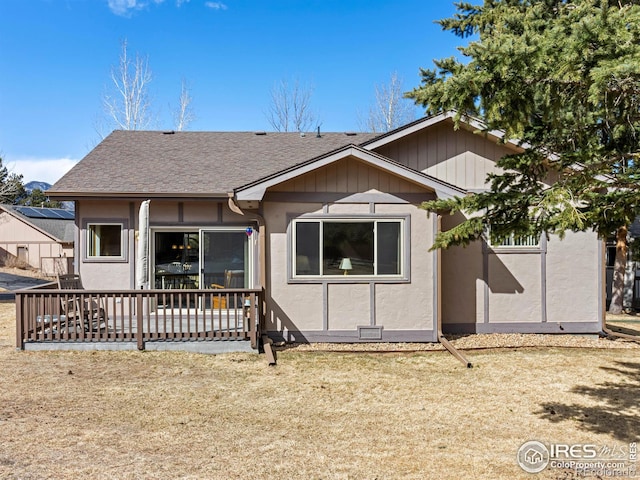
left=15, top=284, right=264, bottom=351
left=40, top=256, right=73, bottom=277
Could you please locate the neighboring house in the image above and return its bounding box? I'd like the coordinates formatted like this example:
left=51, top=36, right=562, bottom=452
left=46, top=112, right=603, bottom=342
left=0, top=205, right=74, bottom=275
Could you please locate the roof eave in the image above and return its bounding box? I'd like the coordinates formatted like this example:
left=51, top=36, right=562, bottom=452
left=235, top=145, right=467, bottom=202
left=361, top=111, right=524, bottom=152
left=46, top=191, right=231, bottom=201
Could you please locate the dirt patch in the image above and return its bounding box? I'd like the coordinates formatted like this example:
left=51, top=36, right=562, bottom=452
left=0, top=265, right=53, bottom=280
left=2, top=302, right=639, bottom=479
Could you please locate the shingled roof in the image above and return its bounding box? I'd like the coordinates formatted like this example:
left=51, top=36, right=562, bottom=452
left=48, top=130, right=379, bottom=198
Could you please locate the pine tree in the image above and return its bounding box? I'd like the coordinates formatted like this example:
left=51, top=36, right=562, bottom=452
left=19, top=188, right=61, bottom=208
left=0, top=157, right=25, bottom=205
left=407, top=0, right=640, bottom=314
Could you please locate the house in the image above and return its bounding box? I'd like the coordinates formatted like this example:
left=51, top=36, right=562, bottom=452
left=0, top=204, right=74, bottom=276
left=44, top=112, right=603, bottom=344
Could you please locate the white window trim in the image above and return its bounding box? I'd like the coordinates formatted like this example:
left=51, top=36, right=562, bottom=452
left=288, top=214, right=410, bottom=283
left=84, top=220, right=127, bottom=262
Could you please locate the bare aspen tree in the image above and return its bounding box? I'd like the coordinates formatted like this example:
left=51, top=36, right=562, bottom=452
left=361, top=72, right=416, bottom=133
left=266, top=78, right=317, bottom=132
left=103, top=40, right=153, bottom=131
left=0, top=180, right=23, bottom=204
left=172, top=79, right=195, bottom=131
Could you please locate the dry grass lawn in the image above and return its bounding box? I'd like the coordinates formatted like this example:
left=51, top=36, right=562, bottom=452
left=1, top=301, right=639, bottom=479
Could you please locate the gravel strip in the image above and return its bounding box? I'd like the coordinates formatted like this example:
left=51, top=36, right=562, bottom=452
left=280, top=332, right=640, bottom=352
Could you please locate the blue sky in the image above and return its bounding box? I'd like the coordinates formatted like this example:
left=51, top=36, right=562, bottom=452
left=0, top=0, right=465, bottom=184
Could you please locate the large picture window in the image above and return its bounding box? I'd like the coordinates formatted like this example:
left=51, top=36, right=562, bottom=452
left=292, top=218, right=404, bottom=278
left=87, top=223, right=123, bottom=258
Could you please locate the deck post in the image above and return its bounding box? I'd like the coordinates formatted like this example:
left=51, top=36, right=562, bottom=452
left=248, top=292, right=257, bottom=349
left=15, top=293, right=24, bottom=350
left=136, top=292, right=144, bottom=350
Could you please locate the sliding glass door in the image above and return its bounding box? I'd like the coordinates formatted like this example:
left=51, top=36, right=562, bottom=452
left=200, top=229, right=252, bottom=289
left=153, top=231, right=199, bottom=289
left=153, top=228, right=252, bottom=290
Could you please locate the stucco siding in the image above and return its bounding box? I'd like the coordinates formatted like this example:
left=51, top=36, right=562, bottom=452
left=77, top=199, right=248, bottom=290
left=328, top=284, right=370, bottom=329
left=376, top=203, right=434, bottom=331
left=441, top=241, right=484, bottom=326
left=440, top=213, right=601, bottom=332
left=488, top=253, right=541, bottom=323
left=326, top=203, right=371, bottom=215
left=375, top=283, right=432, bottom=330
left=77, top=201, right=131, bottom=290
left=264, top=201, right=325, bottom=335
left=263, top=190, right=436, bottom=339
left=546, top=231, right=600, bottom=323
left=148, top=200, right=245, bottom=224
left=151, top=201, right=180, bottom=222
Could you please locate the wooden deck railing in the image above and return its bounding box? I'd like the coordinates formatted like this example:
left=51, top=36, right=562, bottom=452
left=15, top=285, right=264, bottom=351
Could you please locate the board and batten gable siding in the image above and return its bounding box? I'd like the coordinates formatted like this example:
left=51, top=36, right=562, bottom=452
left=269, top=156, right=428, bottom=194
left=262, top=158, right=438, bottom=342
left=371, top=122, right=514, bottom=191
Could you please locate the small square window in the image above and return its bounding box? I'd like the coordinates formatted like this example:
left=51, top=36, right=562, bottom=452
left=87, top=223, right=123, bottom=258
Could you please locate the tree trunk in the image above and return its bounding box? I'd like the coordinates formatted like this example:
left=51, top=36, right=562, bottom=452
left=608, top=226, right=628, bottom=314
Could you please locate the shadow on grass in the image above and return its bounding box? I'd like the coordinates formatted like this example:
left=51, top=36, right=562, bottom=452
left=538, top=361, right=640, bottom=442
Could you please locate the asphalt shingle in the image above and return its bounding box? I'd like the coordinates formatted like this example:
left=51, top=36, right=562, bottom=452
left=48, top=130, right=379, bottom=197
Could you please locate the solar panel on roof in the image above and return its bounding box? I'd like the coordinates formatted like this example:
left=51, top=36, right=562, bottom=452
left=14, top=206, right=74, bottom=220
left=47, top=209, right=66, bottom=219
left=15, top=207, right=42, bottom=218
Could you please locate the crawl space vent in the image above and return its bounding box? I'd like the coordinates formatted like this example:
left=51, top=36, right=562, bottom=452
left=358, top=326, right=383, bottom=340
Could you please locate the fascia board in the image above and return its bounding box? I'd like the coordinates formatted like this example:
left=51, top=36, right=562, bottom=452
left=362, top=111, right=524, bottom=152
left=362, top=112, right=455, bottom=150
left=46, top=192, right=229, bottom=200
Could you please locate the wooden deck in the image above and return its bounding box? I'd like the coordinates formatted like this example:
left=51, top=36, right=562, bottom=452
left=16, top=285, right=264, bottom=351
